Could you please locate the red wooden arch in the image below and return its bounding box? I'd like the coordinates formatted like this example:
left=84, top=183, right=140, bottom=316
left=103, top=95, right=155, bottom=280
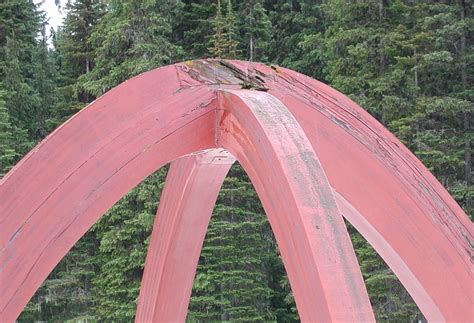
left=0, top=60, right=472, bottom=322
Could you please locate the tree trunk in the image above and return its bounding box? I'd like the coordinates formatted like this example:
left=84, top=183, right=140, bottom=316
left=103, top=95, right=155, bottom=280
left=459, top=0, right=471, bottom=211
left=249, top=34, right=254, bottom=61
left=378, top=0, right=385, bottom=75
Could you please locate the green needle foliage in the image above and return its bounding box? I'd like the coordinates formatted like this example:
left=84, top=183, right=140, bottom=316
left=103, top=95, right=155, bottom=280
left=188, top=165, right=296, bottom=321
left=0, top=84, right=15, bottom=176
left=209, top=0, right=239, bottom=58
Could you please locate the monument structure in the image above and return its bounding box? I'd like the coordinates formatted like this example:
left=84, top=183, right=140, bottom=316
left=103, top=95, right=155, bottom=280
left=0, top=60, right=472, bottom=322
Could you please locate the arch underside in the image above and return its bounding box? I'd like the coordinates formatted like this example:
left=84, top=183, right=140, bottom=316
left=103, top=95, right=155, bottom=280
left=1, top=60, right=472, bottom=322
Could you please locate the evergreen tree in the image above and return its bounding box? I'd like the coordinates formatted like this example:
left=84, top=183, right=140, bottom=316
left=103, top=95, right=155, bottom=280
left=32, top=20, right=63, bottom=137
left=13, top=1, right=101, bottom=320
left=78, top=0, right=183, bottom=97
left=63, top=1, right=183, bottom=320
left=54, top=0, right=104, bottom=108
left=224, top=0, right=239, bottom=58
left=19, top=234, right=99, bottom=321
left=208, top=0, right=227, bottom=58
left=0, top=0, right=40, bottom=65
left=208, top=0, right=238, bottom=58
left=265, top=0, right=326, bottom=77
left=313, top=0, right=427, bottom=319
left=0, top=0, right=42, bottom=156
left=2, top=36, right=39, bottom=147
left=238, top=0, right=271, bottom=61
left=308, top=0, right=472, bottom=319
left=193, top=3, right=296, bottom=319
left=0, top=84, right=15, bottom=177
left=175, top=0, right=215, bottom=59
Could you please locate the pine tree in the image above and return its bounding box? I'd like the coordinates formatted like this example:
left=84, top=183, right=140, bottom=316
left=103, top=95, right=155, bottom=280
left=0, top=84, right=15, bottom=177
left=54, top=0, right=104, bottom=106
left=224, top=0, right=239, bottom=58
left=238, top=0, right=271, bottom=61
left=208, top=0, right=238, bottom=59
left=208, top=0, right=227, bottom=58
left=78, top=0, right=183, bottom=97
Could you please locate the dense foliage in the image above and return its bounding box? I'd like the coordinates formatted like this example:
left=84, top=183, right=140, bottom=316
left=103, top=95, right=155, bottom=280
left=0, top=0, right=471, bottom=321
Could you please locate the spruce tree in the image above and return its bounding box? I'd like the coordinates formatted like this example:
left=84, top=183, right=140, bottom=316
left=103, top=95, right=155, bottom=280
left=54, top=0, right=104, bottom=107
left=309, top=0, right=473, bottom=319
left=78, top=0, right=183, bottom=97
left=208, top=0, right=226, bottom=57
left=224, top=0, right=239, bottom=58
left=0, top=84, right=15, bottom=177
left=194, top=1, right=297, bottom=320
left=190, top=198, right=274, bottom=319
left=189, top=165, right=296, bottom=321
left=264, top=0, right=325, bottom=77
left=238, top=0, right=271, bottom=61
left=32, top=21, right=62, bottom=137
left=91, top=171, right=167, bottom=321
left=208, top=0, right=238, bottom=59
left=0, top=0, right=42, bottom=156
left=174, top=0, right=215, bottom=59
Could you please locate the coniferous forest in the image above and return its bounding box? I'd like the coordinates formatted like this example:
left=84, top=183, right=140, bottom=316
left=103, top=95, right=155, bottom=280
left=0, top=0, right=472, bottom=321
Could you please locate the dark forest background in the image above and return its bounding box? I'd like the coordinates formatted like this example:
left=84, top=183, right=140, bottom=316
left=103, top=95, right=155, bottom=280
left=0, top=0, right=472, bottom=321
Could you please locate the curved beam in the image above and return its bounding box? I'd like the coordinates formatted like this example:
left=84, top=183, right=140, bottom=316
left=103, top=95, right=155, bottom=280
left=333, top=190, right=444, bottom=319
left=271, top=67, right=473, bottom=322
left=136, top=149, right=234, bottom=322
left=217, top=90, right=375, bottom=322
left=259, top=63, right=473, bottom=321
left=214, top=60, right=472, bottom=321
left=0, top=66, right=217, bottom=321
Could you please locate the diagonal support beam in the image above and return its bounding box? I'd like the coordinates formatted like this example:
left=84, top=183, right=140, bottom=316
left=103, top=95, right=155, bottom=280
left=136, top=150, right=234, bottom=322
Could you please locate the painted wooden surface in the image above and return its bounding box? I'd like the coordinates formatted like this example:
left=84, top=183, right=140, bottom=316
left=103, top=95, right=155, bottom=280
left=1, top=60, right=472, bottom=322
left=0, top=65, right=218, bottom=321
left=217, top=90, right=375, bottom=322
left=136, top=150, right=234, bottom=321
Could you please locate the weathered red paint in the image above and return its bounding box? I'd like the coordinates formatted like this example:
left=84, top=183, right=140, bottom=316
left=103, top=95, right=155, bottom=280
left=217, top=90, right=374, bottom=322
left=262, top=66, right=474, bottom=321
left=0, top=65, right=217, bottom=322
left=0, top=60, right=472, bottom=322
left=136, top=150, right=234, bottom=321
